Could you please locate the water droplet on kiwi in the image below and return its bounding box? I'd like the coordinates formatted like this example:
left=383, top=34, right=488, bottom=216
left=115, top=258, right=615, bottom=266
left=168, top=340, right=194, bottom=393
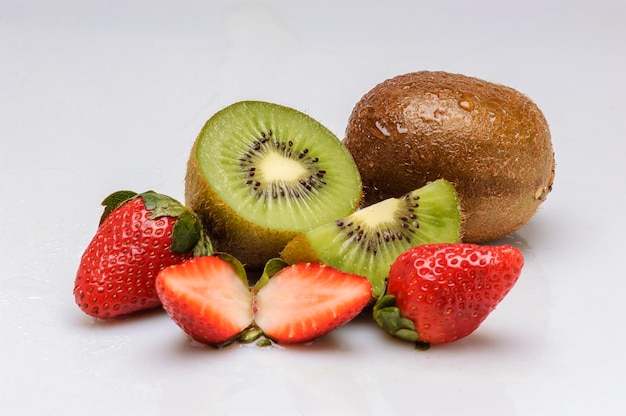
left=375, top=121, right=391, bottom=137
left=458, top=95, right=475, bottom=112
left=359, top=106, right=393, bottom=140
left=396, top=123, right=409, bottom=134
left=407, top=93, right=446, bottom=125
left=357, top=105, right=376, bottom=119
left=534, top=184, right=550, bottom=201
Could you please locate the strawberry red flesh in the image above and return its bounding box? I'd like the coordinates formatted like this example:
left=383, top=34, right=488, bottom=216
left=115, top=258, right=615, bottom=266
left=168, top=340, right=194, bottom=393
left=254, top=263, right=372, bottom=344
left=156, top=256, right=254, bottom=347
left=156, top=258, right=372, bottom=347
left=382, top=243, right=524, bottom=345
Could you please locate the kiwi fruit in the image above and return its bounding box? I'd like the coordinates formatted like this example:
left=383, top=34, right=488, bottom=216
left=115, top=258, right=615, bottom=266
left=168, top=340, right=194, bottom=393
left=185, top=101, right=362, bottom=269
left=281, top=179, right=461, bottom=297
left=343, top=71, right=555, bottom=242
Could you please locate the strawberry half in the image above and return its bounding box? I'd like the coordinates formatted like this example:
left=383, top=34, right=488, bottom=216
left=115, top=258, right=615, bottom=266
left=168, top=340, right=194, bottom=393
left=156, top=256, right=372, bottom=347
left=374, top=243, right=524, bottom=347
left=254, top=261, right=373, bottom=344
left=73, top=190, right=211, bottom=319
left=156, top=255, right=254, bottom=346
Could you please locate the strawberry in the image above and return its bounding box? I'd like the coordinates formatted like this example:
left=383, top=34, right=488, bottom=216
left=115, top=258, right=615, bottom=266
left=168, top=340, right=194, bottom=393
left=156, top=256, right=372, bottom=347
left=156, top=255, right=254, bottom=346
left=254, top=261, right=373, bottom=344
left=73, top=190, right=211, bottom=319
left=374, top=243, right=524, bottom=347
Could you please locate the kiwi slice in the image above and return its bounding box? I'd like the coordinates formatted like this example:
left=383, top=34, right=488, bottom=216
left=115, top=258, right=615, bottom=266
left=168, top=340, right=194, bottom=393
left=281, top=179, right=461, bottom=297
left=185, top=101, right=362, bottom=269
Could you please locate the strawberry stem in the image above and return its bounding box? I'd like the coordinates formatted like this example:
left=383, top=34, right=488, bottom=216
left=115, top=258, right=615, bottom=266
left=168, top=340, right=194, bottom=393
left=192, top=232, right=214, bottom=257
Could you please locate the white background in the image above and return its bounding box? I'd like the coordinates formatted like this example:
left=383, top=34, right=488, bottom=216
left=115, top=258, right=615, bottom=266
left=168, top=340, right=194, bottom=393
left=2, top=1, right=625, bottom=415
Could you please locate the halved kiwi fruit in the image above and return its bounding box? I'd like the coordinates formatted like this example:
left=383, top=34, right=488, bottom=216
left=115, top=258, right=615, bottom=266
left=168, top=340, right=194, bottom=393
left=280, top=179, right=461, bottom=297
left=185, top=101, right=362, bottom=269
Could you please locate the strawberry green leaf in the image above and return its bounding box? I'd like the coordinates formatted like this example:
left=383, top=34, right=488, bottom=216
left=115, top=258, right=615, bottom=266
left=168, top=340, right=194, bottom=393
left=170, top=212, right=202, bottom=254
left=256, top=338, right=273, bottom=347
left=140, top=191, right=188, bottom=218
left=192, top=232, right=215, bottom=257
left=373, top=295, right=423, bottom=345
left=137, top=191, right=204, bottom=255
left=238, top=327, right=263, bottom=344
left=99, top=190, right=138, bottom=224
left=253, top=258, right=289, bottom=292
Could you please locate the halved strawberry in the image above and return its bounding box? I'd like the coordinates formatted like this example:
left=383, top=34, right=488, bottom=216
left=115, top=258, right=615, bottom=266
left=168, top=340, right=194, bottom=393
left=156, top=255, right=253, bottom=347
left=156, top=255, right=372, bottom=347
left=254, top=262, right=373, bottom=344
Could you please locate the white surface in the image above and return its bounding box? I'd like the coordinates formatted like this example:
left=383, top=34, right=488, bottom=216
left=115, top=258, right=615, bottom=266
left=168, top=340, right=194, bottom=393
left=2, top=1, right=625, bottom=415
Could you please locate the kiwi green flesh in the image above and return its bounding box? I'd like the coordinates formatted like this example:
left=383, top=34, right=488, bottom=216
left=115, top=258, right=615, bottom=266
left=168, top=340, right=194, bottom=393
left=194, top=101, right=362, bottom=232
left=281, top=179, right=461, bottom=297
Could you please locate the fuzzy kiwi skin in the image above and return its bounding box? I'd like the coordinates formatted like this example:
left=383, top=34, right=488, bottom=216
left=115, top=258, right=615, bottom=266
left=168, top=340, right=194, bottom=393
left=343, top=71, right=555, bottom=242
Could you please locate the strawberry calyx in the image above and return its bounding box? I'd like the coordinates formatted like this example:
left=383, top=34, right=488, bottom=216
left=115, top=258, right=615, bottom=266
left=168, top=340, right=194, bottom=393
left=141, top=191, right=205, bottom=255
left=238, top=327, right=265, bottom=345
left=253, top=257, right=290, bottom=293
left=99, top=190, right=138, bottom=224
left=373, top=295, right=430, bottom=350
left=98, top=190, right=212, bottom=256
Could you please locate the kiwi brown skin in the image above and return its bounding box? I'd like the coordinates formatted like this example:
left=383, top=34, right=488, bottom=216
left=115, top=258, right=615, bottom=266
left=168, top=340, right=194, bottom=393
left=343, top=71, right=555, bottom=242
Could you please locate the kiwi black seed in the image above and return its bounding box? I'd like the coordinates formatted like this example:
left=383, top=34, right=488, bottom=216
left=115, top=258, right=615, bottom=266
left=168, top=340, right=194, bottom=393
left=185, top=101, right=362, bottom=269
left=281, top=179, right=461, bottom=298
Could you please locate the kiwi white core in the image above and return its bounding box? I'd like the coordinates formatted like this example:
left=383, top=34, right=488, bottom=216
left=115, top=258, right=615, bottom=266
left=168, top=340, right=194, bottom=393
left=260, top=151, right=307, bottom=182
left=351, top=198, right=401, bottom=228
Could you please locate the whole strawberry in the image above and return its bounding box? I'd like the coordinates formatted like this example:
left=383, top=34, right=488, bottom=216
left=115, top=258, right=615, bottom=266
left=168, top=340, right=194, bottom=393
left=374, top=243, right=524, bottom=347
left=74, top=190, right=211, bottom=319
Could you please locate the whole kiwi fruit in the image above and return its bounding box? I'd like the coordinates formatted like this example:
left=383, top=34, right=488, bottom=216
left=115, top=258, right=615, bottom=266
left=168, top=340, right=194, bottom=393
left=343, top=71, right=555, bottom=242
